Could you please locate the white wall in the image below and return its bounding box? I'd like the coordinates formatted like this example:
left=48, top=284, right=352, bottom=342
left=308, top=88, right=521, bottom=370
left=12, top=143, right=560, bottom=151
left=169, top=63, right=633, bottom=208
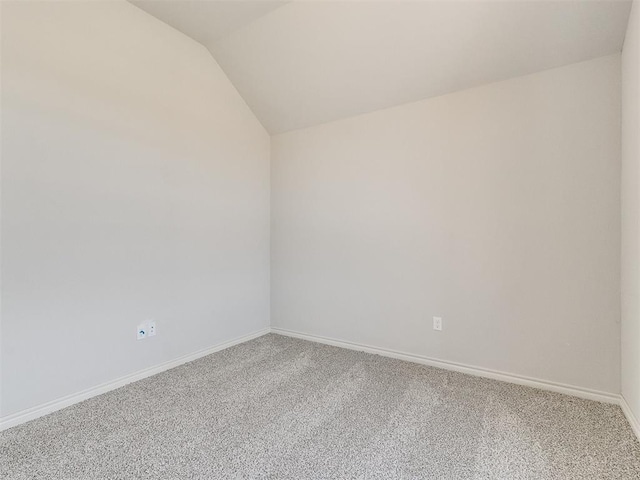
left=622, top=0, right=640, bottom=427
left=272, top=55, right=621, bottom=395
left=0, top=1, right=270, bottom=416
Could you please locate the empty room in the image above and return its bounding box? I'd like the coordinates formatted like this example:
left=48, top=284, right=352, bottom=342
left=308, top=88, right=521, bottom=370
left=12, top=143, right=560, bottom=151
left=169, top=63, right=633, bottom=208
left=1, top=0, right=640, bottom=478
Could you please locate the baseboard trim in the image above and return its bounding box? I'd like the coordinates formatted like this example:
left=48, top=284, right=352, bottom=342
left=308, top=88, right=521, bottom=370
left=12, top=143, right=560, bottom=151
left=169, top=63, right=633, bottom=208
left=620, top=395, right=640, bottom=441
left=271, top=327, right=619, bottom=405
left=0, top=327, right=270, bottom=432
left=2, top=326, right=630, bottom=437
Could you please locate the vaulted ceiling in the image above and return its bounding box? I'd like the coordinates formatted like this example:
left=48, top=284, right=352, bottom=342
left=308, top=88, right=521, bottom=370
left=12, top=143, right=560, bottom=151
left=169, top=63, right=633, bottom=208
left=131, top=0, right=632, bottom=134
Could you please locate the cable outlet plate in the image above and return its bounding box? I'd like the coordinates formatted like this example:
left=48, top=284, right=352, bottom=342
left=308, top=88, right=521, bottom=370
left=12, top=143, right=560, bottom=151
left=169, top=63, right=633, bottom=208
left=137, top=324, right=147, bottom=340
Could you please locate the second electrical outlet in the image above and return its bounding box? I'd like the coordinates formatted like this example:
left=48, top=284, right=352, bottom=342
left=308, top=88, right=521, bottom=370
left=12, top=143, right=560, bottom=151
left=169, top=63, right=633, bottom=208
left=433, top=316, right=443, bottom=331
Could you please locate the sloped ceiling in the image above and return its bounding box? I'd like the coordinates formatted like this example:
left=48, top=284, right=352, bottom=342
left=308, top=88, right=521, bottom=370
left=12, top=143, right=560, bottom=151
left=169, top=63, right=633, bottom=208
left=130, top=1, right=289, bottom=44
left=132, top=0, right=632, bottom=134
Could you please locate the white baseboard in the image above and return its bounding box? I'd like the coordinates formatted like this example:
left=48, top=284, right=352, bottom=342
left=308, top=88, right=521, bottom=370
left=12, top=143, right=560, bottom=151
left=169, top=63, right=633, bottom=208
left=271, top=327, right=620, bottom=405
left=620, top=395, right=640, bottom=442
left=4, top=326, right=635, bottom=441
left=0, top=327, right=270, bottom=432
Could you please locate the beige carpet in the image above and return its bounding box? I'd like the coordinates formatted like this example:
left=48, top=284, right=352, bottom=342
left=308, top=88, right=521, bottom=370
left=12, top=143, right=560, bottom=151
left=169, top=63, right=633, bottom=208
left=1, top=333, right=639, bottom=479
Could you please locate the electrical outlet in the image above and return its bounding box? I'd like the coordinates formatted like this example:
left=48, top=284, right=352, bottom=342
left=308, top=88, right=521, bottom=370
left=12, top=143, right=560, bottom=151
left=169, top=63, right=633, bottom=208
left=433, top=316, right=443, bottom=331
left=148, top=321, right=156, bottom=337
left=137, top=324, right=147, bottom=340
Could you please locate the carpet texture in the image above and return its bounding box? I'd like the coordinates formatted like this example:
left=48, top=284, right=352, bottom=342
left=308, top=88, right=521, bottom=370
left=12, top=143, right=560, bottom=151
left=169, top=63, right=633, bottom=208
left=1, top=333, right=639, bottom=479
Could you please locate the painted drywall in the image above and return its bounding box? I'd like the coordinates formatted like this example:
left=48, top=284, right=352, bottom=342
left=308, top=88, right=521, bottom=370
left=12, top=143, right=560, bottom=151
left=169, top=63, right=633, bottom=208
left=622, top=0, right=640, bottom=428
left=0, top=1, right=270, bottom=416
left=272, top=55, right=621, bottom=395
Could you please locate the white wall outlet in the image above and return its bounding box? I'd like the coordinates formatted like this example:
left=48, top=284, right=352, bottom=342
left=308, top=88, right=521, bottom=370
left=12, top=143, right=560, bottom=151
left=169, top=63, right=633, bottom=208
left=148, top=321, right=156, bottom=337
left=137, top=324, right=147, bottom=340
left=433, top=316, right=443, bottom=331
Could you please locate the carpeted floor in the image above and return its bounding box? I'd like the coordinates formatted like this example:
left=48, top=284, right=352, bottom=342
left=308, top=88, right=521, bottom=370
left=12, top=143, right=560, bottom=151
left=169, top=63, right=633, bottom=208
left=1, top=334, right=639, bottom=479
